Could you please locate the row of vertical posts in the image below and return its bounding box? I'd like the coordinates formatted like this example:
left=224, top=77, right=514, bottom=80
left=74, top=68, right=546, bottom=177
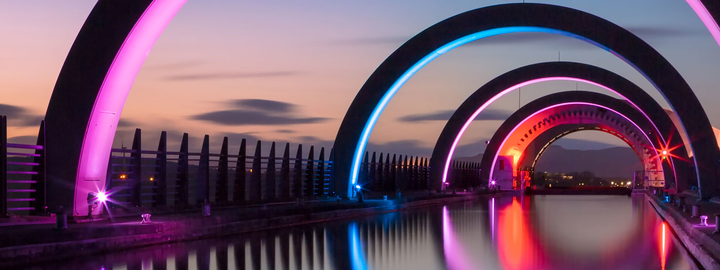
left=446, top=160, right=482, bottom=190
left=107, top=129, right=334, bottom=209
left=357, top=152, right=481, bottom=193
left=357, top=151, right=431, bottom=192
left=0, top=116, right=47, bottom=216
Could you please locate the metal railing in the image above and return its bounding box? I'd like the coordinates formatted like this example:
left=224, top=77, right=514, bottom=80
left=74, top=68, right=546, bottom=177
left=0, top=116, right=47, bottom=216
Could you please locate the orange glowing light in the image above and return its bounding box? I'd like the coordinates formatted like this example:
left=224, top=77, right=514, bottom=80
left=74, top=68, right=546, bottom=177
left=659, top=222, right=667, bottom=270
left=498, top=198, right=543, bottom=270
left=150, top=177, right=154, bottom=181
left=120, top=174, right=126, bottom=179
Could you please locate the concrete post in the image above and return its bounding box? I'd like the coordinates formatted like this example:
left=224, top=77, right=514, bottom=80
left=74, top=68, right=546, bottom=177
left=202, top=200, right=210, bottom=217
left=679, top=196, right=687, bottom=212
left=55, top=206, right=67, bottom=230
left=693, top=204, right=702, bottom=218
left=233, top=139, right=246, bottom=204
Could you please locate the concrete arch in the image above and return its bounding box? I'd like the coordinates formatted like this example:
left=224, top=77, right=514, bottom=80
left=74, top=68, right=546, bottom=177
left=688, top=0, right=720, bottom=47
left=519, top=125, right=643, bottom=172
left=520, top=125, right=663, bottom=187
left=478, top=91, right=676, bottom=190
left=42, top=2, right=720, bottom=214
left=44, top=0, right=187, bottom=216
left=429, top=62, right=689, bottom=192
left=333, top=3, right=717, bottom=199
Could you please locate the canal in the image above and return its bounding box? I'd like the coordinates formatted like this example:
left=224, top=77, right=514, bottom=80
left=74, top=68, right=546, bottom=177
left=24, top=194, right=695, bottom=270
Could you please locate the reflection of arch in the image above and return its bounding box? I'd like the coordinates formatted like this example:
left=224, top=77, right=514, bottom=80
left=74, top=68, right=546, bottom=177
left=44, top=1, right=187, bottom=216
left=480, top=91, right=676, bottom=189
left=524, top=196, right=658, bottom=269
left=430, top=62, right=688, bottom=191
left=333, top=3, right=717, bottom=198
left=442, top=206, right=474, bottom=270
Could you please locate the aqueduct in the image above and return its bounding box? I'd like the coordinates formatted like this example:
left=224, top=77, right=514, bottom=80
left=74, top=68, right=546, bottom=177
left=33, top=1, right=720, bottom=215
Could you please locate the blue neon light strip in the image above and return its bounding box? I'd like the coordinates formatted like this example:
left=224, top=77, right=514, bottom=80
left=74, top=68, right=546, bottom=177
left=349, top=26, right=622, bottom=194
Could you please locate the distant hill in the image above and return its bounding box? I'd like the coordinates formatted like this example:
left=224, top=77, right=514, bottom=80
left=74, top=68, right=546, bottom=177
left=455, top=145, right=642, bottom=178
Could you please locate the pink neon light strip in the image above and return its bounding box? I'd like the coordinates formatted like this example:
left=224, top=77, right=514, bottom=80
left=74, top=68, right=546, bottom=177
left=687, top=0, right=720, bottom=47
left=74, top=0, right=187, bottom=216
left=488, top=102, right=663, bottom=182
left=443, top=77, right=668, bottom=185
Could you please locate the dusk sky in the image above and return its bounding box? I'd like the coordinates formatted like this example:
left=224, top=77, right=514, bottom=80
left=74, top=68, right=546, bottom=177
left=1, top=0, right=719, bottom=159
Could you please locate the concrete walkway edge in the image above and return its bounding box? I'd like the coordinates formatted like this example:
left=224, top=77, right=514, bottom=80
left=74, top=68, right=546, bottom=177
left=0, top=194, right=480, bottom=269
left=648, top=192, right=720, bottom=270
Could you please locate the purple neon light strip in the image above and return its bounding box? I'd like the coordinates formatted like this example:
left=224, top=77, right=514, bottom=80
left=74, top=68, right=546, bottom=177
left=487, top=102, right=663, bottom=182
left=687, top=0, right=720, bottom=47
left=442, top=77, right=669, bottom=185
left=74, top=0, right=187, bottom=216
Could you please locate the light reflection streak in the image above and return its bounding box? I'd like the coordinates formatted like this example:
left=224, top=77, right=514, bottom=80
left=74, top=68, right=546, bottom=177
left=350, top=222, right=369, bottom=270
left=498, top=198, right=543, bottom=270
left=660, top=222, right=667, bottom=270
left=490, top=198, right=496, bottom=246
left=442, top=206, right=474, bottom=270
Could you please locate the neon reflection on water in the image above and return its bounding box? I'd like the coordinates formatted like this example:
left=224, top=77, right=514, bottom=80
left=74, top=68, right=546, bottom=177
left=490, top=198, right=496, bottom=245
left=498, top=198, right=543, bottom=270
left=659, top=222, right=668, bottom=270
left=442, top=206, right=474, bottom=270
left=350, top=222, right=368, bottom=270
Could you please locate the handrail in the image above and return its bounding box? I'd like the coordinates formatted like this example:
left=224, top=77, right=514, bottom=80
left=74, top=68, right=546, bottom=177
left=6, top=143, right=43, bottom=150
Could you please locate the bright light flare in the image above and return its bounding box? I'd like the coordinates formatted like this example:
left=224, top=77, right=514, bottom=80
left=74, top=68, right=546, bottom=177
left=97, top=191, right=108, bottom=202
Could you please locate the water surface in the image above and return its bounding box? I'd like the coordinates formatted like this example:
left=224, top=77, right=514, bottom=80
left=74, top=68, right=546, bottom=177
left=26, top=194, right=694, bottom=270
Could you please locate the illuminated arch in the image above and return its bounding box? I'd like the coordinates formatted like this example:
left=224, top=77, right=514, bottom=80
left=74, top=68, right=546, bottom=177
left=429, top=62, right=689, bottom=191
left=519, top=125, right=644, bottom=172
left=44, top=0, right=187, bottom=216
left=333, top=3, right=717, bottom=198
left=688, top=0, right=720, bottom=47
left=479, top=92, right=674, bottom=190
left=43, top=2, right=720, bottom=214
